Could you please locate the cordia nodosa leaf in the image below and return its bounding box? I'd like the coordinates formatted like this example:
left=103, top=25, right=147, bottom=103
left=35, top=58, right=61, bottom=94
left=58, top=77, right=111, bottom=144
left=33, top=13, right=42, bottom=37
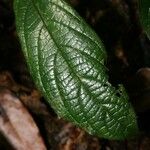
left=14, top=0, right=138, bottom=139
left=139, top=0, right=150, bottom=39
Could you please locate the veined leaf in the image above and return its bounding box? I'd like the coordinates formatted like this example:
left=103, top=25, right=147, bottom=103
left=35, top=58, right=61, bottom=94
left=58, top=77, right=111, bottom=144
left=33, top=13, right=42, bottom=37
left=14, top=0, right=138, bottom=139
left=139, top=0, right=150, bottom=39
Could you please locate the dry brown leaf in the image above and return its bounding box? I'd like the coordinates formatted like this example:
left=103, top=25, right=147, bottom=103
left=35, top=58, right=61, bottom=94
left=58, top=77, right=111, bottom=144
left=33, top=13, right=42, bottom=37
left=0, top=89, right=47, bottom=150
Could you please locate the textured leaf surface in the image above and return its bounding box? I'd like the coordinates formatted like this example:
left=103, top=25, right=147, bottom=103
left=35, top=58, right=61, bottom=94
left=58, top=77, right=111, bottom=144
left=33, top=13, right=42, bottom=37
left=14, top=0, right=138, bottom=139
left=139, top=0, right=150, bottom=39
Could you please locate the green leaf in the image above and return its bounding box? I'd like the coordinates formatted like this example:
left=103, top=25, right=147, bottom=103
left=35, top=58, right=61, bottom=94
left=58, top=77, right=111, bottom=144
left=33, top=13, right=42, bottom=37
left=139, top=0, right=150, bottom=38
left=14, top=0, right=138, bottom=140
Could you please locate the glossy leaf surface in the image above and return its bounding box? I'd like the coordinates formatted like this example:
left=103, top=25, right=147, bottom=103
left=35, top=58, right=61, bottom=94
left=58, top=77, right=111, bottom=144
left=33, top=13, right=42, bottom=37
left=14, top=0, right=138, bottom=139
left=139, top=0, right=150, bottom=38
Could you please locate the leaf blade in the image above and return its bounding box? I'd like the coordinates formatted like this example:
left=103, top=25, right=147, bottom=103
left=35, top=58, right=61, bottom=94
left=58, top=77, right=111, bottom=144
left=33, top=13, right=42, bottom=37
left=14, top=0, right=138, bottom=139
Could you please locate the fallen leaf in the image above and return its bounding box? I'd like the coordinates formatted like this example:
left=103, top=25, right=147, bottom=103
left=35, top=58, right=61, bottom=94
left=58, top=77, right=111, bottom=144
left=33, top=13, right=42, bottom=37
left=0, top=89, right=47, bottom=150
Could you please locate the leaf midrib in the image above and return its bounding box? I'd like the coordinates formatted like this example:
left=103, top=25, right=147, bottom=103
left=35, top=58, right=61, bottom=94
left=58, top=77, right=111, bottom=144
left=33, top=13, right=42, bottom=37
left=31, top=0, right=98, bottom=127
left=30, top=0, right=113, bottom=131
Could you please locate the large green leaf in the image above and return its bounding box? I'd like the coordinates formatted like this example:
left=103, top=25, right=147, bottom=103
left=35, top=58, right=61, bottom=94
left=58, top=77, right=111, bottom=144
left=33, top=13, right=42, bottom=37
left=139, top=0, right=150, bottom=38
left=14, top=0, right=138, bottom=139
